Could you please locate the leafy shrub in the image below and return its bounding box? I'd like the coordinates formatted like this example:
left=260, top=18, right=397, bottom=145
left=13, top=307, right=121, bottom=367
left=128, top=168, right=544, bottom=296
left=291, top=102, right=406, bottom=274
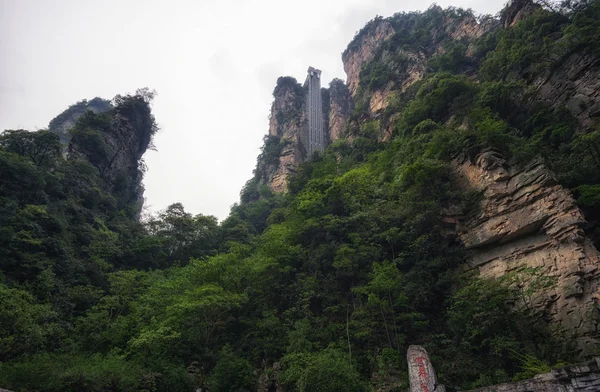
left=279, top=348, right=367, bottom=392
left=206, top=345, right=256, bottom=392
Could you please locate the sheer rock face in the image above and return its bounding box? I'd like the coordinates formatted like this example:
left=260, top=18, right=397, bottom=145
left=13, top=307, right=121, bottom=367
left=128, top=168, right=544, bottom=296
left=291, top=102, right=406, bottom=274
left=501, top=0, right=542, bottom=27
left=502, top=1, right=600, bottom=129
left=531, top=52, right=600, bottom=129
left=342, top=10, right=496, bottom=124
left=343, top=20, right=395, bottom=97
left=68, top=101, right=153, bottom=213
left=257, top=80, right=307, bottom=193
left=452, top=150, right=600, bottom=354
left=257, top=77, right=354, bottom=192
left=328, top=79, right=354, bottom=142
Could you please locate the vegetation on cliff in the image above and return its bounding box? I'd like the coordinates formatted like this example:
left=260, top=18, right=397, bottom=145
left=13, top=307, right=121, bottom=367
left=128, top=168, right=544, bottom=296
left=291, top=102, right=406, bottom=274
left=1, top=1, right=600, bottom=391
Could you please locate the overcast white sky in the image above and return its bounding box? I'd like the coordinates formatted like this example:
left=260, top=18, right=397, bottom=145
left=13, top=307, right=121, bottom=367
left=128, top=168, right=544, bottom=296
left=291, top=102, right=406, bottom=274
left=1, top=0, right=507, bottom=220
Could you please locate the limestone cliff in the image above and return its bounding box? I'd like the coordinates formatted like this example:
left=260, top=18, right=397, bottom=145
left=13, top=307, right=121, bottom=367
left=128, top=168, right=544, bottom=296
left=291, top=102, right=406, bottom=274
left=249, top=2, right=600, bottom=356
left=342, top=18, right=395, bottom=97
left=501, top=0, right=542, bottom=27
left=451, top=150, right=600, bottom=354
left=327, top=78, right=353, bottom=142
left=261, top=77, right=307, bottom=193
left=332, top=0, right=600, bottom=355
left=530, top=51, right=600, bottom=129
left=49, top=97, right=113, bottom=148
left=67, top=93, right=155, bottom=214
left=342, top=6, right=497, bottom=108
left=252, top=75, right=352, bottom=193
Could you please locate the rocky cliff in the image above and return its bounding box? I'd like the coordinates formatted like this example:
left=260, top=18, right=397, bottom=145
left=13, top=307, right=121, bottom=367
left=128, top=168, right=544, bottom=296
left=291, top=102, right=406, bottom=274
left=467, top=357, right=600, bottom=392
left=332, top=0, right=600, bottom=354
left=342, top=18, right=395, bottom=97
left=531, top=51, right=600, bottom=130
left=451, top=150, right=600, bottom=354
left=248, top=0, right=600, bottom=354
left=253, top=77, right=307, bottom=193
left=342, top=6, right=497, bottom=107
left=67, top=93, right=155, bottom=214
left=327, top=78, right=354, bottom=142
left=253, top=76, right=352, bottom=193
left=49, top=97, right=112, bottom=148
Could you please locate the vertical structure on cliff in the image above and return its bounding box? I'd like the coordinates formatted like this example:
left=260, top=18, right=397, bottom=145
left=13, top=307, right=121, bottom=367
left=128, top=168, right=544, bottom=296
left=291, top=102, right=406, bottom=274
left=304, top=66, right=325, bottom=155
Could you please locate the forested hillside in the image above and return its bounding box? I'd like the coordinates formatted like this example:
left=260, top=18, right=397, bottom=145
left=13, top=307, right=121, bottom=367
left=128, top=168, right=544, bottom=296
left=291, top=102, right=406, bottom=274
left=1, top=1, right=600, bottom=391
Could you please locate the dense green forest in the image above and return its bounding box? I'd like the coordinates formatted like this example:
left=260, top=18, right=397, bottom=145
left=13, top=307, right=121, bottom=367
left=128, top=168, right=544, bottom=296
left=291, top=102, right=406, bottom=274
left=1, top=1, right=600, bottom=391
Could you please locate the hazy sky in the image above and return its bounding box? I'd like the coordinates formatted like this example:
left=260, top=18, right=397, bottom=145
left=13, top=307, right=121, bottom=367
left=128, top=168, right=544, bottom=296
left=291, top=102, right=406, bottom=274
left=1, top=0, right=507, bottom=220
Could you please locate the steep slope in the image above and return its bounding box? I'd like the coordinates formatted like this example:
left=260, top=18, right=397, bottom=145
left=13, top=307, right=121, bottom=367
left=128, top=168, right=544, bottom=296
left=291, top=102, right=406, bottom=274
left=249, top=75, right=353, bottom=195
left=3, top=2, right=600, bottom=392
left=250, top=0, right=600, bottom=356
left=67, top=93, right=157, bottom=213
left=453, top=152, right=600, bottom=353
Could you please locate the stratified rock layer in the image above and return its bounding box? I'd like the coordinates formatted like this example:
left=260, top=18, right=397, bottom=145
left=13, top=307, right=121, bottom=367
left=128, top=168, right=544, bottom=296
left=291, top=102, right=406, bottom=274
left=453, top=150, right=600, bottom=354
left=532, top=52, right=600, bottom=129
left=466, top=357, right=600, bottom=392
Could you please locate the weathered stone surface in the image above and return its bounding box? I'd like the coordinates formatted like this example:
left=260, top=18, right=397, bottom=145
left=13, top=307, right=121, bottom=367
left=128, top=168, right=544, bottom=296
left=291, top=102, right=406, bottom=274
left=327, top=78, right=353, bottom=142
left=501, top=0, right=542, bottom=28
left=258, top=76, right=354, bottom=192
left=531, top=52, right=600, bottom=129
left=343, top=20, right=395, bottom=97
left=407, top=345, right=441, bottom=392
left=67, top=97, right=153, bottom=215
left=260, top=79, right=307, bottom=193
left=466, top=358, right=600, bottom=392
left=49, top=97, right=113, bottom=148
left=453, top=150, right=600, bottom=354
left=341, top=8, right=496, bottom=144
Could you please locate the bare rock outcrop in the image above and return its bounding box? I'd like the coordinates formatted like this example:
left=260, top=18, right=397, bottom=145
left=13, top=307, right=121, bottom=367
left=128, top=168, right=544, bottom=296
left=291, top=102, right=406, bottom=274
left=501, top=0, right=542, bottom=28
left=453, top=150, right=600, bottom=354
left=466, top=357, right=600, bottom=392
left=327, top=79, right=353, bottom=142
left=532, top=52, right=600, bottom=129
left=342, top=7, right=497, bottom=129
left=67, top=96, right=154, bottom=213
left=256, top=78, right=307, bottom=193
left=343, top=19, right=395, bottom=97
left=48, top=97, right=112, bottom=148
left=256, top=76, right=355, bottom=192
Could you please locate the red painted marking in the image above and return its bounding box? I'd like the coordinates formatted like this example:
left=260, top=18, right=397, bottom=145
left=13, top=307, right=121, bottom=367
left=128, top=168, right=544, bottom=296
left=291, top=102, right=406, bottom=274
left=414, top=356, right=430, bottom=392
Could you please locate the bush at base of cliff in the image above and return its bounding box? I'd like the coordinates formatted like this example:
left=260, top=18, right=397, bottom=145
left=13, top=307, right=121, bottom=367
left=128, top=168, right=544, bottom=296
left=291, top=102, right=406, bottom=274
left=279, top=348, right=368, bottom=392
left=0, top=353, right=192, bottom=392
left=206, top=345, right=257, bottom=392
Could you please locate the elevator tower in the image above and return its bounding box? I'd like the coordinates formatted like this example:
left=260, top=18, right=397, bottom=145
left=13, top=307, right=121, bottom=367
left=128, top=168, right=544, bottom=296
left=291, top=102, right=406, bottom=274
left=304, top=66, right=325, bottom=156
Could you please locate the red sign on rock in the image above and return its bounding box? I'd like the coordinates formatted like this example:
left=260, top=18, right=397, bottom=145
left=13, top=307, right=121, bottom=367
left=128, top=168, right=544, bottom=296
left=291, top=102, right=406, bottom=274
left=407, top=345, right=444, bottom=392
